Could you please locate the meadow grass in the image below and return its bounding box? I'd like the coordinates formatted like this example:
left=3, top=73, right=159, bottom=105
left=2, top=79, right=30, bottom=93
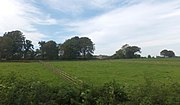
left=1, top=59, right=180, bottom=105
left=0, top=58, right=180, bottom=86
left=50, top=58, right=180, bottom=86
left=0, top=62, right=63, bottom=86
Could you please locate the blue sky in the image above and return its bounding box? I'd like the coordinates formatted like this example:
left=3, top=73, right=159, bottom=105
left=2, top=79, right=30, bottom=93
left=0, top=0, right=180, bottom=56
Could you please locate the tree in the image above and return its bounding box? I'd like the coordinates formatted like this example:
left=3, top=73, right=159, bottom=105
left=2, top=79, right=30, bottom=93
left=38, top=41, right=46, bottom=59
left=148, top=55, right=151, bottom=58
left=1, top=31, right=25, bottom=60
left=0, top=30, right=35, bottom=60
left=79, top=37, right=94, bottom=59
left=61, top=36, right=95, bottom=59
left=112, top=49, right=125, bottom=59
left=112, top=44, right=141, bottom=59
left=38, top=40, right=58, bottom=60
left=61, top=37, right=80, bottom=59
left=160, top=49, right=175, bottom=58
left=44, top=41, right=58, bottom=60
left=23, top=40, right=34, bottom=59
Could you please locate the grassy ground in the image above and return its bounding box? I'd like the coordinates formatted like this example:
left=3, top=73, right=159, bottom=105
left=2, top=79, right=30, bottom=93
left=0, top=58, right=180, bottom=86
left=0, top=62, right=63, bottom=86
left=50, top=58, right=180, bottom=86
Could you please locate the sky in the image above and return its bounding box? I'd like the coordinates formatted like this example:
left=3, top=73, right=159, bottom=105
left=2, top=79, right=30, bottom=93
left=0, top=0, right=180, bottom=56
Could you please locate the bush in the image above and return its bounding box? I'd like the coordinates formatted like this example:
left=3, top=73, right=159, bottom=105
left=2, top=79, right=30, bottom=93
left=0, top=74, right=129, bottom=105
left=79, top=81, right=129, bottom=105
left=0, top=73, right=81, bottom=105
left=0, top=73, right=179, bottom=105
left=127, top=78, right=180, bottom=105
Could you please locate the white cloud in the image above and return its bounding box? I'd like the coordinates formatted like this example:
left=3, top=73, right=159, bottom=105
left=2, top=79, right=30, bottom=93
left=66, top=0, right=180, bottom=56
left=0, top=0, right=56, bottom=46
left=1, top=0, right=180, bottom=56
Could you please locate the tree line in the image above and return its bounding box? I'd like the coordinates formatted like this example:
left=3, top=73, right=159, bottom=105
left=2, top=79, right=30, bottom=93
left=0, top=30, right=176, bottom=60
left=0, top=30, right=94, bottom=60
left=112, top=44, right=176, bottom=59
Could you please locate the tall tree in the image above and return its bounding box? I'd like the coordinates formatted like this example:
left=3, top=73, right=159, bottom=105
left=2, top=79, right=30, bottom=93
left=80, top=37, right=94, bottom=59
left=1, top=31, right=25, bottom=60
left=38, top=41, right=46, bottom=59
left=38, top=40, right=58, bottom=60
left=0, top=30, right=34, bottom=60
left=44, top=41, right=58, bottom=60
left=61, top=37, right=81, bottom=59
left=23, top=40, right=34, bottom=59
left=61, top=36, right=95, bottom=59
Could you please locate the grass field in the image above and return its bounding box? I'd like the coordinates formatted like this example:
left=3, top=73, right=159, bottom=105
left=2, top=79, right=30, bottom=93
left=0, top=58, right=180, bottom=86
left=0, top=62, right=63, bottom=86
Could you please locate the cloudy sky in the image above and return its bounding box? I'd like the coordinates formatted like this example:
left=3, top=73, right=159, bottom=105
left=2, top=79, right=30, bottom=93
left=0, top=0, right=180, bottom=56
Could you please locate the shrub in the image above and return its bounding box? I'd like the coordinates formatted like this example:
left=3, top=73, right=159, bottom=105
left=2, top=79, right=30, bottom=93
left=127, top=77, right=180, bottom=105
left=0, top=73, right=179, bottom=105
left=80, top=81, right=129, bottom=105
left=0, top=73, right=80, bottom=105
left=0, top=74, right=129, bottom=105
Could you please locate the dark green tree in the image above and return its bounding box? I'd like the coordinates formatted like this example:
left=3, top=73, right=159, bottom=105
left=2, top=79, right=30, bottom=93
left=61, top=36, right=95, bottom=59
left=112, top=49, right=125, bottom=59
left=1, top=31, right=25, bottom=60
left=61, top=37, right=81, bottom=59
left=80, top=37, right=94, bottom=59
left=38, top=41, right=58, bottom=60
left=160, top=49, right=175, bottom=58
left=112, top=44, right=141, bottom=59
left=44, top=41, right=58, bottom=60
left=23, top=40, right=34, bottom=59
left=148, top=55, right=152, bottom=58
left=0, top=30, right=34, bottom=60
left=38, top=41, right=46, bottom=59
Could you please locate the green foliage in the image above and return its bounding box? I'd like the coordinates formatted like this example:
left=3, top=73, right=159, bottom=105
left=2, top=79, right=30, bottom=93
left=112, top=44, right=141, bottom=59
left=0, top=30, right=34, bottom=60
left=0, top=73, right=79, bottom=105
left=84, top=81, right=129, bottom=105
left=148, top=55, right=151, bottom=58
left=127, top=77, right=180, bottom=105
left=23, top=40, right=34, bottom=59
left=38, top=40, right=58, bottom=60
left=1, top=30, right=95, bottom=60
left=44, top=40, right=58, bottom=60
left=79, top=37, right=94, bottom=59
left=0, top=74, right=179, bottom=105
left=61, top=36, right=94, bottom=59
left=160, top=49, right=175, bottom=58
left=0, top=74, right=128, bottom=105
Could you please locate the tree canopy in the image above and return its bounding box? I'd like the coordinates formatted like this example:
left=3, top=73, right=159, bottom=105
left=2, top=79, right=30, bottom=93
left=112, top=44, right=141, bottom=59
left=38, top=40, right=58, bottom=60
left=0, top=30, right=178, bottom=60
left=160, top=49, right=175, bottom=58
left=60, top=36, right=95, bottom=59
left=0, top=30, right=95, bottom=60
left=0, top=30, right=34, bottom=60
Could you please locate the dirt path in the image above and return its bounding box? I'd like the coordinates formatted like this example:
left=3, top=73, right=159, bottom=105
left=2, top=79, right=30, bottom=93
left=39, top=60, right=83, bottom=86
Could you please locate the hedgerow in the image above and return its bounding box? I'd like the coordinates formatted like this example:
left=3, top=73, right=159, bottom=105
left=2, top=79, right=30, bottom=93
left=0, top=73, right=179, bottom=105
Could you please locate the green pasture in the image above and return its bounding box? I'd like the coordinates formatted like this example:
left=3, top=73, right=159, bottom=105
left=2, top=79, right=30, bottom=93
left=0, top=58, right=180, bottom=86
left=0, top=62, right=62, bottom=86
